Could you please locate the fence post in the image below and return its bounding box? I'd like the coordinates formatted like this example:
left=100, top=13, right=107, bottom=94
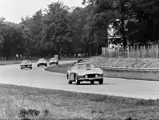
left=152, top=45, right=154, bottom=58
left=102, top=47, right=104, bottom=56
left=133, top=46, right=135, bottom=58
left=141, top=46, right=143, bottom=58
left=104, top=47, right=106, bottom=57
left=131, top=46, right=133, bottom=58
left=129, top=46, right=131, bottom=58
left=143, top=45, right=146, bottom=58
left=147, top=45, right=150, bottom=57
left=103, top=47, right=105, bottom=57
left=127, top=46, right=129, bottom=58
left=139, top=45, right=141, bottom=58
left=157, top=45, right=159, bottom=58
left=136, top=45, right=139, bottom=58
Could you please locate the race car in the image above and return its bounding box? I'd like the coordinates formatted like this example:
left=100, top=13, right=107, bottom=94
left=77, top=59, right=84, bottom=63
left=72, top=59, right=85, bottom=65
left=67, top=62, right=103, bottom=85
left=20, top=60, right=32, bottom=69
left=37, top=58, right=47, bottom=67
left=49, top=58, right=59, bottom=65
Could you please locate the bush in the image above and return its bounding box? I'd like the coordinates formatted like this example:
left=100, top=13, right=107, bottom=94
left=19, top=108, right=50, bottom=120
left=124, top=117, right=138, bottom=120
left=19, top=108, right=40, bottom=119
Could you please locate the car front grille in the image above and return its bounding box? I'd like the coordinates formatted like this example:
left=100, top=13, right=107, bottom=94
left=87, top=74, right=96, bottom=78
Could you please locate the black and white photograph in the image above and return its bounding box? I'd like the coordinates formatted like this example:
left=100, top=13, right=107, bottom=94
left=0, top=0, right=159, bottom=119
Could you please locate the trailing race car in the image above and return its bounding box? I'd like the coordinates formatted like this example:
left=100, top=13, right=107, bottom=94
left=20, top=60, right=32, bottom=69
left=77, top=59, right=84, bottom=63
left=37, top=58, right=47, bottom=67
left=72, top=59, right=85, bottom=65
left=49, top=58, right=59, bottom=65
left=67, top=62, right=103, bottom=85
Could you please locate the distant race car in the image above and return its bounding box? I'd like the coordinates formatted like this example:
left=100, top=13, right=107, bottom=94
left=37, top=58, right=47, bottom=67
left=49, top=58, right=59, bottom=65
left=67, top=62, right=103, bottom=85
left=20, top=60, right=32, bottom=69
left=73, top=59, right=84, bottom=65
left=77, top=59, right=84, bottom=63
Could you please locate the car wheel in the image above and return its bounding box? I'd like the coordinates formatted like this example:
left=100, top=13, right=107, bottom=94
left=68, top=80, right=72, bottom=84
left=56, top=62, right=58, bottom=65
left=37, top=65, right=39, bottom=67
left=91, top=81, right=94, bottom=84
left=99, top=79, right=103, bottom=84
left=30, top=67, right=32, bottom=69
left=21, top=67, right=23, bottom=69
left=67, top=75, right=72, bottom=84
left=45, top=64, right=47, bottom=66
left=75, top=75, right=80, bottom=85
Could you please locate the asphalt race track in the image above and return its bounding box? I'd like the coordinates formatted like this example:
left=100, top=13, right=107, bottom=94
left=0, top=61, right=159, bottom=100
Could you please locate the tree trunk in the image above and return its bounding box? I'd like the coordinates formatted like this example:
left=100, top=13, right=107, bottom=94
left=120, top=0, right=127, bottom=51
left=121, top=18, right=127, bottom=51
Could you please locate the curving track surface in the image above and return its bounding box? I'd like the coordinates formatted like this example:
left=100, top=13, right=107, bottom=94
left=0, top=61, right=159, bottom=100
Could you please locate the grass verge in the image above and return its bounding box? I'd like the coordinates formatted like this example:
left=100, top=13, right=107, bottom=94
left=0, top=83, right=159, bottom=120
left=0, top=60, right=22, bottom=65
left=0, top=60, right=38, bottom=66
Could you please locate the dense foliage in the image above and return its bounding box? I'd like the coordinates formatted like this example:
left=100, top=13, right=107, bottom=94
left=83, top=0, right=159, bottom=49
left=0, top=0, right=159, bottom=58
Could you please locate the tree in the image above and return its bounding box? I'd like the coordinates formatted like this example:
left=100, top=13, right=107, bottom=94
left=21, top=10, right=44, bottom=56
left=82, top=0, right=112, bottom=53
left=42, top=2, right=70, bottom=57
left=68, top=6, right=93, bottom=55
left=0, top=20, right=24, bottom=59
left=131, top=0, right=159, bottom=45
left=82, top=0, right=136, bottom=50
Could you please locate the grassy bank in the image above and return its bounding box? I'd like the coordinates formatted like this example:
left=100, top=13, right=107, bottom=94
left=0, top=83, right=159, bottom=120
left=0, top=60, right=38, bottom=66
left=89, top=56, right=159, bottom=68
left=0, top=60, right=22, bottom=65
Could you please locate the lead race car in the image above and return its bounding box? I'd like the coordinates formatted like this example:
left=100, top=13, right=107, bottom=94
left=67, top=62, right=103, bottom=84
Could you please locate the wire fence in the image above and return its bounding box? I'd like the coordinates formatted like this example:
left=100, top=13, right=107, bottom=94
left=102, top=44, right=159, bottom=58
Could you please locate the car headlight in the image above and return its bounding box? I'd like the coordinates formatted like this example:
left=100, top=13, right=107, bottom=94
left=95, top=74, right=98, bottom=78
left=85, top=75, right=88, bottom=78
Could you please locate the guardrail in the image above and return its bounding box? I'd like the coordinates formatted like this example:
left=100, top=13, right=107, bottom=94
left=95, top=65, right=159, bottom=72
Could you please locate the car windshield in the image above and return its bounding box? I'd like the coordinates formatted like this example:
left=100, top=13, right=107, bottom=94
left=75, top=63, right=94, bottom=69
left=39, top=59, right=45, bottom=61
left=22, top=60, right=30, bottom=64
left=51, top=58, right=56, bottom=60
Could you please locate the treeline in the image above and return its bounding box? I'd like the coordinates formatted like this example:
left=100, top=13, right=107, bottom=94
left=0, top=0, right=159, bottom=58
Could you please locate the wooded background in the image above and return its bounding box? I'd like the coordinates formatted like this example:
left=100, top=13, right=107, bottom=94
left=1, top=0, right=159, bottom=59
